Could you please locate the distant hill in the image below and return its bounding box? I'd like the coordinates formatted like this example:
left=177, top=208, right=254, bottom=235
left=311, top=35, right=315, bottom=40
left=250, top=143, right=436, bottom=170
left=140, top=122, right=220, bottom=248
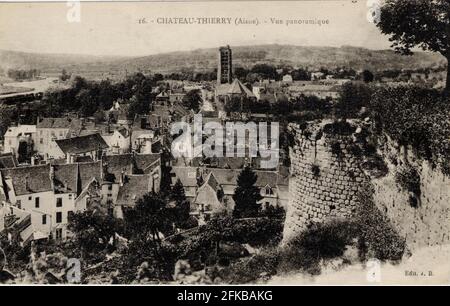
left=0, top=45, right=446, bottom=79
left=0, top=50, right=125, bottom=80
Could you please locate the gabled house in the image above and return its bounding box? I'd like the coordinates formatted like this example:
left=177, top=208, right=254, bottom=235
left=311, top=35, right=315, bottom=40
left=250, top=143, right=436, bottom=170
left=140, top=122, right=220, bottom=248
left=102, top=127, right=130, bottom=155
left=0, top=204, right=48, bottom=247
left=170, top=165, right=289, bottom=218
left=2, top=124, right=36, bottom=158
left=55, top=133, right=109, bottom=163
left=100, top=153, right=162, bottom=218
left=0, top=161, right=103, bottom=242
left=193, top=172, right=225, bottom=222
left=35, top=117, right=83, bottom=159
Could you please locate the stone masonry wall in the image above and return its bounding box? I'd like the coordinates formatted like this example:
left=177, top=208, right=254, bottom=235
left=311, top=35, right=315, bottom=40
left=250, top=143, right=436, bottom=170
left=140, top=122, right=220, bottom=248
left=283, top=123, right=450, bottom=251
left=372, top=139, right=450, bottom=251
left=282, top=122, right=368, bottom=243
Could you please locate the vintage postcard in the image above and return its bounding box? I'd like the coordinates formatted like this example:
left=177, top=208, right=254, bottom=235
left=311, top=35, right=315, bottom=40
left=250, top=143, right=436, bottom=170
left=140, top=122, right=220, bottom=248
left=0, top=0, right=449, bottom=290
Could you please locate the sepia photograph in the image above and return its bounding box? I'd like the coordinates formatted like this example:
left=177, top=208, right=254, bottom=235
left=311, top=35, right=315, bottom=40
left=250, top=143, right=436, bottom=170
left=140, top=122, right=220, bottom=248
left=0, top=0, right=449, bottom=291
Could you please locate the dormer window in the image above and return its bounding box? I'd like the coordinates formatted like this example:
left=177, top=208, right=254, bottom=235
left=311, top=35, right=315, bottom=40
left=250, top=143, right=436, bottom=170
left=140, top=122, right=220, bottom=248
left=265, top=185, right=274, bottom=195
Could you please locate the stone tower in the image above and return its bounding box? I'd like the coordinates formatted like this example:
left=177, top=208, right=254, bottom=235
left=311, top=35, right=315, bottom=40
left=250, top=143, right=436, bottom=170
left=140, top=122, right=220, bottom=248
left=282, top=121, right=368, bottom=243
left=217, top=45, right=232, bottom=84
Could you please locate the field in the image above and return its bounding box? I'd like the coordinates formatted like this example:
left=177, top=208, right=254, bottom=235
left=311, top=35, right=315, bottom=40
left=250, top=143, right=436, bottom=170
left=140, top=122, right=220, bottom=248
left=0, top=85, right=33, bottom=96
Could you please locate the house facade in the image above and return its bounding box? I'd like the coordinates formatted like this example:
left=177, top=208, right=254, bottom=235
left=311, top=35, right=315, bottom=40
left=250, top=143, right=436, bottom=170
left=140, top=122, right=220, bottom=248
left=34, top=117, right=82, bottom=160
left=2, top=124, right=36, bottom=158
left=55, top=133, right=109, bottom=163
left=0, top=161, right=102, bottom=242
left=170, top=165, right=289, bottom=219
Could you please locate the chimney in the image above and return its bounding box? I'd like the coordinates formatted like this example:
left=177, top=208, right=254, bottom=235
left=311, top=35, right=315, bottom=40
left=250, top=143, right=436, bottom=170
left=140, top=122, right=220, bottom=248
left=119, top=170, right=125, bottom=187
left=49, top=165, right=55, bottom=180
left=101, top=160, right=108, bottom=181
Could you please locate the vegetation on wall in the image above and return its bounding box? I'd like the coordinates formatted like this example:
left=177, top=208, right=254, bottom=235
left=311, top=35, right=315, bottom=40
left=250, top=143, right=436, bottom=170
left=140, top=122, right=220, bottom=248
left=276, top=183, right=406, bottom=276
left=370, top=86, right=450, bottom=176
left=395, top=164, right=422, bottom=208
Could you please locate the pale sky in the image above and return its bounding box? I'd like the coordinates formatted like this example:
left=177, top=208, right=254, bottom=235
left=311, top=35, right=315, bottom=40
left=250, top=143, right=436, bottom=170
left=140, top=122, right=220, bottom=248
left=0, top=1, right=393, bottom=57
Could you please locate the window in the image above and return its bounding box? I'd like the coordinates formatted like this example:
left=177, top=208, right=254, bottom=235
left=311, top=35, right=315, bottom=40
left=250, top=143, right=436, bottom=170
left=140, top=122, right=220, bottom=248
left=35, top=197, right=40, bottom=208
left=16, top=200, right=21, bottom=209
left=42, top=215, right=47, bottom=225
left=108, top=185, right=113, bottom=191
left=28, top=196, right=32, bottom=201
left=68, top=194, right=73, bottom=200
left=265, top=186, right=274, bottom=195
left=56, top=212, right=62, bottom=223
left=107, top=193, right=113, bottom=198
left=40, top=138, right=43, bottom=144
left=55, top=228, right=63, bottom=240
left=56, top=198, right=62, bottom=207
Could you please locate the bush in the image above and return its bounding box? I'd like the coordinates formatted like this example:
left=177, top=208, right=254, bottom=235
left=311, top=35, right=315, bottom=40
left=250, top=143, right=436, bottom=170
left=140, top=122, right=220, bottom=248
left=370, top=86, right=450, bottom=176
left=323, top=120, right=356, bottom=136
left=279, top=220, right=358, bottom=275
left=336, top=82, right=373, bottom=119
left=330, top=140, right=343, bottom=158
left=277, top=184, right=406, bottom=275
left=224, top=247, right=280, bottom=283
left=395, top=164, right=421, bottom=207
left=356, top=184, right=406, bottom=261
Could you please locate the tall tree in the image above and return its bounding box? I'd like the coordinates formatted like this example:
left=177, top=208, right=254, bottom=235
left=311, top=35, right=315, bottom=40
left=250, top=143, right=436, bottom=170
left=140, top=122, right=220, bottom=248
left=377, top=0, right=450, bottom=92
left=182, top=89, right=202, bottom=112
left=171, top=179, right=191, bottom=227
left=171, top=179, right=186, bottom=205
left=336, top=82, right=372, bottom=120
left=232, top=167, right=263, bottom=218
left=68, top=211, right=123, bottom=259
left=362, top=69, right=375, bottom=83
left=125, top=193, right=172, bottom=243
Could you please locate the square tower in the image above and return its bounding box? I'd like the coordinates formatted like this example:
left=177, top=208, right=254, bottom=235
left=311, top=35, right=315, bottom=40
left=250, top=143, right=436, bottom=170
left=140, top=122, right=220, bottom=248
left=217, top=45, right=232, bottom=84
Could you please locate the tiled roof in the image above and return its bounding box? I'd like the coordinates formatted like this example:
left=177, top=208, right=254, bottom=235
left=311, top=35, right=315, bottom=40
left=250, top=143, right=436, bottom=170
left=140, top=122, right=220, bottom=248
left=206, top=168, right=238, bottom=186
left=216, top=79, right=255, bottom=98
left=205, top=168, right=288, bottom=188
left=1, top=164, right=52, bottom=196
left=102, top=153, right=160, bottom=182
left=170, top=166, right=198, bottom=187
left=0, top=172, right=7, bottom=203
left=172, top=104, right=191, bottom=117
left=102, top=154, right=134, bottom=182
left=156, top=91, right=169, bottom=98
left=171, top=166, right=289, bottom=190
left=78, top=161, right=102, bottom=191
left=55, top=133, right=108, bottom=155
left=204, top=172, right=219, bottom=191
left=116, top=175, right=151, bottom=206
left=53, top=164, right=78, bottom=194
left=0, top=153, right=18, bottom=169
left=190, top=157, right=247, bottom=169
left=117, top=127, right=129, bottom=138
left=0, top=205, right=31, bottom=231
left=134, top=153, right=161, bottom=173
